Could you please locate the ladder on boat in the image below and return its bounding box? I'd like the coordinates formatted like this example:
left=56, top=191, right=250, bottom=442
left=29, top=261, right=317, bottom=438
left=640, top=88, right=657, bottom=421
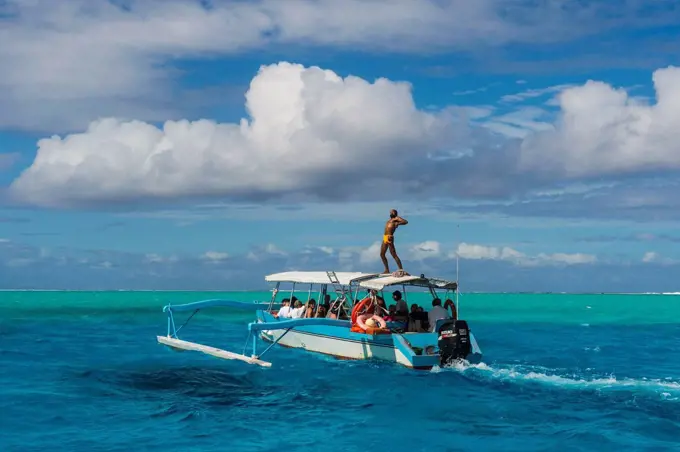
left=326, top=271, right=351, bottom=312
left=326, top=270, right=346, bottom=296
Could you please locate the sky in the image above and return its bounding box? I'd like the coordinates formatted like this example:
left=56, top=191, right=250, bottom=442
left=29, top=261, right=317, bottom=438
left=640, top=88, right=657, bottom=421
left=1, top=0, right=680, bottom=292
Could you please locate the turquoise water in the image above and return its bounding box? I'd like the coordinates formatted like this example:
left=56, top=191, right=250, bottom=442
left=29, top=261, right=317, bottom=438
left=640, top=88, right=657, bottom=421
left=1, top=291, right=679, bottom=451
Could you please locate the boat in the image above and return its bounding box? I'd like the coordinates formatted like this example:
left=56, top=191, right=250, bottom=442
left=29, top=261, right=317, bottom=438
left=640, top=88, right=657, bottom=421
left=157, top=270, right=482, bottom=370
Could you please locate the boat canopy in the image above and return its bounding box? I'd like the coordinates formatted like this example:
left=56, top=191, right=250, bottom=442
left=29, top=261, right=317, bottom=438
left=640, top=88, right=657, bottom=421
left=265, top=271, right=379, bottom=286
left=358, top=274, right=458, bottom=291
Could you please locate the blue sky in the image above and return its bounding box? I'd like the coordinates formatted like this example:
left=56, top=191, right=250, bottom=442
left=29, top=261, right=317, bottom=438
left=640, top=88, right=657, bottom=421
left=1, top=0, right=680, bottom=291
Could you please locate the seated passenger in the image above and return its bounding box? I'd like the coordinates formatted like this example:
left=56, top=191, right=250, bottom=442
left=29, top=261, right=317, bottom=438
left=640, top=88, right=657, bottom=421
left=337, top=306, right=350, bottom=320
left=315, top=305, right=327, bottom=318
left=375, top=296, right=388, bottom=317
left=419, top=306, right=427, bottom=329
left=408, top=303, right=428, bottom=332
left=392, top=290, right=408, bottom=315
left=428, top=298, right=450, bottom=332
left=305, top=299, right=317, bottom=318
left=384, top=305, right=397, bottom=321
left=275, top=298, right=292, bottom=318
left=290, top=300, right=306, bottom=318
left=327, top=301, right=341, bottom=319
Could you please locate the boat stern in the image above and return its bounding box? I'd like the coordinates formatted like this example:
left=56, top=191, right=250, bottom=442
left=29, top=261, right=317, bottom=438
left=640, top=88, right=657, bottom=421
left=390, top=333, right=438, bottom=369
left=392, top=325, right=483, bottom=369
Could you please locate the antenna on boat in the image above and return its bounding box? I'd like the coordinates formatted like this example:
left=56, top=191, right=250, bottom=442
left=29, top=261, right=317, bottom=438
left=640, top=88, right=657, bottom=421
left=455, top=223, right=460, bottom=318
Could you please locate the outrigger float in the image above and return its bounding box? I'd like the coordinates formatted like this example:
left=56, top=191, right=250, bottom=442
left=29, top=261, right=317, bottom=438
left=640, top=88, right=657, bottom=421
left=157, top=270, right=482, bottom=370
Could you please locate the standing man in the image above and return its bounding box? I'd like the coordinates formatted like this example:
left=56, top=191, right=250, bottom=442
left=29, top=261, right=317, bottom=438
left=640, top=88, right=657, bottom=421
left=380, top=209, right=408, bottom=274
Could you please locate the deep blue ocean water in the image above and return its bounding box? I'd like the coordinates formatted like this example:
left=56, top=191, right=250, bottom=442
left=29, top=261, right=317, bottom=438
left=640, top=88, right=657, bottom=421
left=1, top=291, right=679, bottom=451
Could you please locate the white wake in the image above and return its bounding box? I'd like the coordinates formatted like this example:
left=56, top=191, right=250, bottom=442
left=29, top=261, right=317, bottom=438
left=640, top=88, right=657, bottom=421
left=434, top=360, right=680, bottom=400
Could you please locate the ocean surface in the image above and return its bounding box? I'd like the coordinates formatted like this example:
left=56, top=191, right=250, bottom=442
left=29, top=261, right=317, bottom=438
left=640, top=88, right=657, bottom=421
left=1, top=291, right=679, bottom=451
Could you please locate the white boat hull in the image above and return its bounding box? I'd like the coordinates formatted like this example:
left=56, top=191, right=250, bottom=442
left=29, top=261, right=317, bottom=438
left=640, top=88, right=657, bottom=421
left=260, top=328, right=430, bottom=368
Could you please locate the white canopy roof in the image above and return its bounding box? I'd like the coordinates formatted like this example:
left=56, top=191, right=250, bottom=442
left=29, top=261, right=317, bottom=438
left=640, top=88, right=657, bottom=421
left=358, top=274, right=458, bottom=291
left=265, top=271, right=379, bottom=286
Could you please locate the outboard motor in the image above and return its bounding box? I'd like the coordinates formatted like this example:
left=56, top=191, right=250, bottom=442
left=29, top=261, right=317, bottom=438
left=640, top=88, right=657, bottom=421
left=437, top=319, right=471, bottom=366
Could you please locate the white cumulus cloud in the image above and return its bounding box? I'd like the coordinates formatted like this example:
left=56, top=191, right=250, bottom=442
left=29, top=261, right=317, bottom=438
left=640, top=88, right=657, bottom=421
left=453, top=242, right=596, bottom=266
left=246, top=243, right=287, bottom=262
left=8, top=61, right=453, bottom=206
left=409, top=241, right=441, bottom=260
left=519, top=66, right=680, bottom=177
left=455, top=242, right=523, bottom=261
left=535, top=252, right=597, bottom=265
left=642, top=251, right=677, bottom=265
left=202, top=251, right=230, bottom=262
left=8, top=56, right=680, bottom=214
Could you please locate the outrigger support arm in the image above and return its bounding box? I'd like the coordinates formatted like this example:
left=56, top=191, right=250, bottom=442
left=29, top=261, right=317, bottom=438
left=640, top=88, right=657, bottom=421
left=236, top=317, right=353, bottom=365
left=253, top=327, right=293, bottom=360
